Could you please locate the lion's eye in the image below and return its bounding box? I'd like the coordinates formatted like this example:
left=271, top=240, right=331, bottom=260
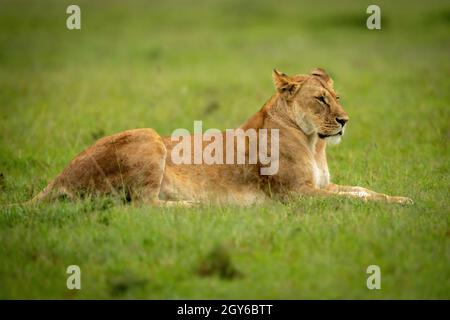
left=316, top=96, right=326, bottom=104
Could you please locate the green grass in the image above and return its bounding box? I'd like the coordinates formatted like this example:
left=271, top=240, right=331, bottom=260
left=0, top=0, right=449, bottom=299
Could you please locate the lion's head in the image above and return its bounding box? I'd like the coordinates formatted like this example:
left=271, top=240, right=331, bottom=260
left=272, top=68, right=349, bottom=145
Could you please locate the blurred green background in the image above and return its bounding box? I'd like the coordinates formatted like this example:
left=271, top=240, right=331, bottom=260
left=0, top=0, right=449, bottom=298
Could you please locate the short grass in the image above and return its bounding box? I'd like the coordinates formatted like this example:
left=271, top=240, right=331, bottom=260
left=0, top=0, right=449, bottom=299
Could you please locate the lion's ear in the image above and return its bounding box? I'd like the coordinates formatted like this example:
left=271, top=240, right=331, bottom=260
left=311, top=68, right=334, bottom=87
left=272, top=69, right=298, bottom=94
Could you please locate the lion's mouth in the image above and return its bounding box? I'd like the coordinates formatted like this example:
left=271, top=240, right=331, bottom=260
left=318, top=131, right=342, bottom=139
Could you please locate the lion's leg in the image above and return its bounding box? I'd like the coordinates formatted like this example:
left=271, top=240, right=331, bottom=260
left=294, top=185, right=412, bottom=205
left=124, top=132, right=199, bottom=208
left=325, top=183, right=413, bottom=205
left=127, top=134, right=168, bottom=205
left=155, top=200, right=198, bottom=207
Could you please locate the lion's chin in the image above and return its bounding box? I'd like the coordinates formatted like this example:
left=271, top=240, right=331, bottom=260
left=319, top=127, right=345, bottom=145
left=324, top=134, right=342, bottom=145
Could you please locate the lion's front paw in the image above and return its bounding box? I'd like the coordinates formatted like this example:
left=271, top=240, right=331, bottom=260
left=389, top=196, right=414, bottom=205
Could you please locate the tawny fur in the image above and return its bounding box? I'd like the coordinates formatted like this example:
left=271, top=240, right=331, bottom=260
left=30, top=68, right=413, bottom=206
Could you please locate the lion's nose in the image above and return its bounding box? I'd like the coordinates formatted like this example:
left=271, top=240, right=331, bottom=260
left=336, top=117, right=348, bottom=126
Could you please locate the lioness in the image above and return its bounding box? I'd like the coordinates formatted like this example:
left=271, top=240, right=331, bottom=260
left=30, top=68, right=412, bottom=206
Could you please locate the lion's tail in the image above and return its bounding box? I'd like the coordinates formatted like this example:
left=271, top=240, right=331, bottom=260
left=1, top=180, right=59, bottom=210
left=26, top=180, right=58, bottom=205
